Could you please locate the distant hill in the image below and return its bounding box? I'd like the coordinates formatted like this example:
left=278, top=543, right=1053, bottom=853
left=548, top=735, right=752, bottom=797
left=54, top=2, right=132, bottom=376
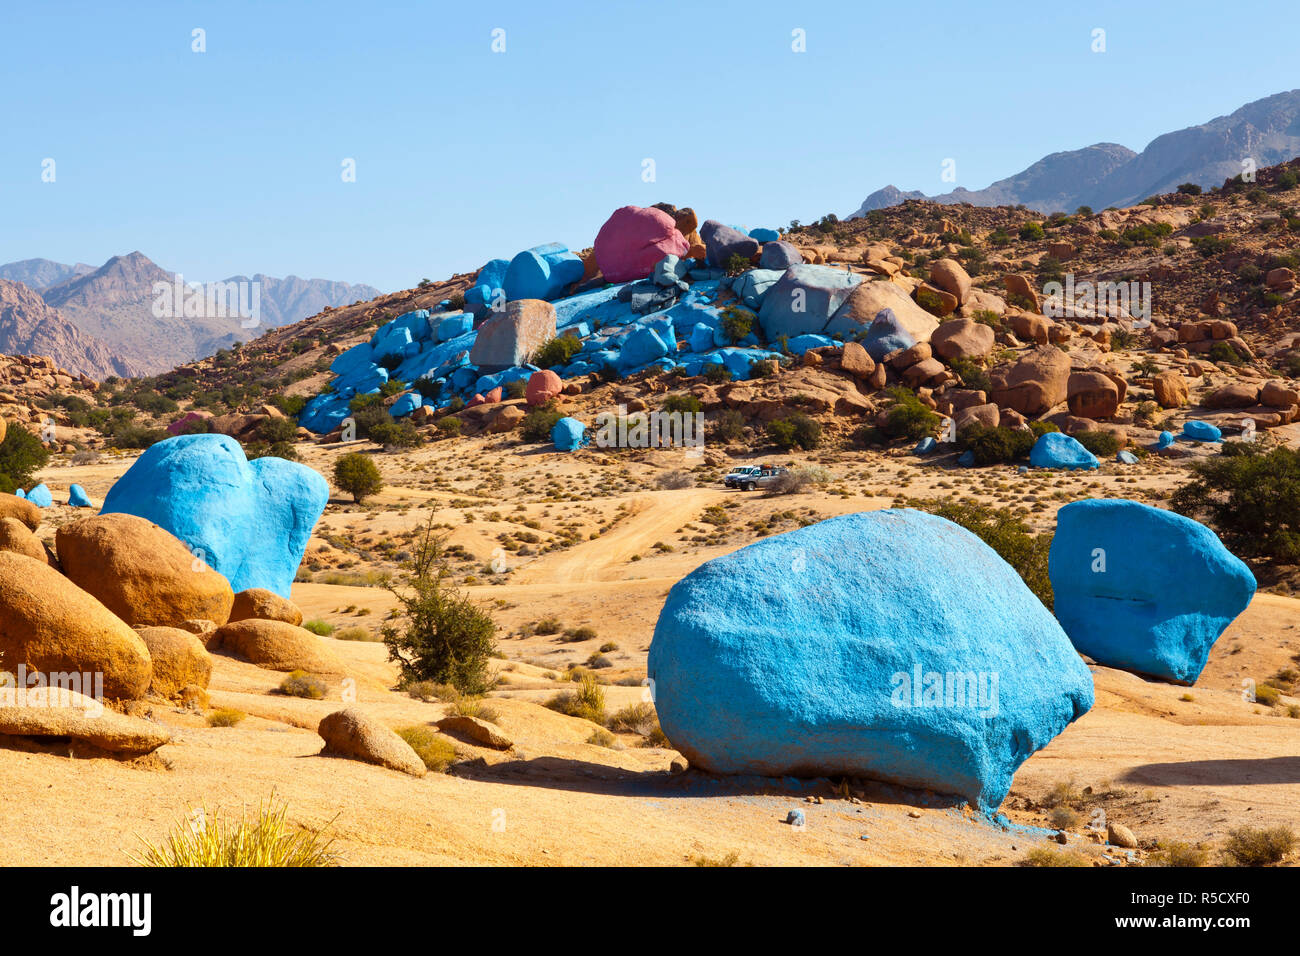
left=22, top=253, right=380, bottom=375
left=0, top=258, right=95, bottom=290
left=849, top=89, right=1300, bottom=216
left=0, top=279, right=142, bottom=379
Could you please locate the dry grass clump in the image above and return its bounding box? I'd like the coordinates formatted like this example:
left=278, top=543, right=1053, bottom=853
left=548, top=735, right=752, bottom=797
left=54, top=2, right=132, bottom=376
left=207, top=708, right=246, bottom=728
left=397, top=726, right=457, bottom=772
left=277, top=670, right=327, bottom=699
left=133, top=798, right=338, bottom=867
left=546, top=672, right=607, bottom=725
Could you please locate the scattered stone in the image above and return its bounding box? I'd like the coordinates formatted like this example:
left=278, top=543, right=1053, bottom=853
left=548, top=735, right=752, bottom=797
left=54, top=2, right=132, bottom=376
left=136, top=626, right=213, bottom=697
left=209, top=619, right=345, bottom=675
left=317, top=708, right=427, bottom=777
left=436, top=715, right=513, bottom=750
left=1107, top=822, right=1139, bottom=848
left=0, top=686, right=169, bottom=757
left=229, top=588, right=304, bottom=627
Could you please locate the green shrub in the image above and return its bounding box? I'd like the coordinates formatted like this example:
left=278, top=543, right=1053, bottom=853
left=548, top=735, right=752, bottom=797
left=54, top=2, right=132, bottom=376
left=711, top=409, right=746, bottom=443
left=207, top=708, right=246, bottom=728
left=545, top=672, right=607, bottom=725
left=133, top=798, right=338, bottom=867
left=303, top=620, right=335, bottom=636
left=1145, top=841, right=1209, bottom=867
left=767, top=413, right=820, bottom=450
left=949, top=357, right=991, bottom=392
left=397, top=726, right=457, bottom=772
left=919, top=500, right=1053, bottom=609
left=719, top=305, right=755, bottom=343
left=368, top=420, right=423, bottom=449
left=532, top=335, right=583, bottom=369
left=1074, top=430, right=1121, bottom=457
left=332, top=453, right=383, bottom=503
left=435, top=416, right=462, bottom=437
left=1171, top=444, right=1300, bottom=563
left=958, top=424, right=1035, bottom=465
left=504, top=379, right=527, bottom=400
left=520, top=403, right=563, bottom=443
left=724, top=253, right=752, bottom=276
left=334, top=626, right=377, bottom=642
left=382, top=517, right=497, bottom=695
left=0, top=425, right=51, bottom=495
left=662, top=394, right=702, bottom=415
left=702, top=363, right=731, bottom=385
left=1018, top=221, right=1045, bottom=241
left=881, top=387, right=940, bottom=442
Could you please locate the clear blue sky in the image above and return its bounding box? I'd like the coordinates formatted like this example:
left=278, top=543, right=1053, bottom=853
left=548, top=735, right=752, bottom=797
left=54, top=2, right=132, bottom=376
left=2, top=0, right=1297, bottom=292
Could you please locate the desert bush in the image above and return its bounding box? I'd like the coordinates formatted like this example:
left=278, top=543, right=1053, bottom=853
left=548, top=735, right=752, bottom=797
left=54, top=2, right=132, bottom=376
left=382, top=515, right=497, bottom=695
left=958, top=423, right=1034, bottom=465
left=545, top=672, right=607, bottom=725
left=133, top=798, right=338, bottom=867
left=1171, top=444, right=1300, bottom=564
left=333, top=453, right=384, bottom=503
left=532, top=335, right=583, bottom=369
left=0, top=425, right=51, bottom=495
left=1018, top=221, right=1045, bottom=241
left=662, top=394, right=702, bottom=415
left=450, top=696, right=499, bottom=723
left=534, top=617, right=563, bottom=635
left=919, top=500, right=1053, bottom=609
left=764, top=465, right=830, bottom=496
left=702, top=363, right=731, bottom=385
left=405, top=680, right=460, bottom=703
left=562, top=625, right=597, bottom=642
left=711, top=409, right=746, bottom=443
left=302, top=619, right=335, bottom=636
left=719, top=305, right=755, bottom=343
left=766, top=413, right=821, bottom=451
left=435, top=416, right=462, bottom=437
left=609, top=702, right=657, bottom=735
left=369, top=420, right=423, bottom=449
left=724, top=253, right=751, bottom=277
left=1048, top=807, right=1079, bottom=829
left=1074, top=430, right=1121, bottom=458
left=277, top=670, right=327, bottom=699
left=1145, top=841, right=1209, bottom=867
left=207, top=708, right=246, bottom=728
left=504, top=379, right=527, bottom=400
left=520, top=403, right=563, bottom=443
left=333, top=626, right=377, bottom=642
left=1019, top=847, right=1090, bottom=867
left=1220, top=825, right=1296, bottom=866
left=655, top=469, right=694, bottom=490
left=397, top=727, right=457, bottom=772
left=882, top=387, right=940, bottom=441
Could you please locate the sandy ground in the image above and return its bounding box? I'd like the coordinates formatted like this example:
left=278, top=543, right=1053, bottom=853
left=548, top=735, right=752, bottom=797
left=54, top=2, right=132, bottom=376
left=5, top=429, right=1298, bottom=867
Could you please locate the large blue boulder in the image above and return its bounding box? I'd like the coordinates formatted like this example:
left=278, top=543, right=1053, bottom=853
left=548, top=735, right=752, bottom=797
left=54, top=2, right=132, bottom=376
left=99, top=434, right=329, bottom=599
left=390, top=392, right=422, bottom=418
left=648, top=510, right=1094, bottom=810
left=435, top=312, right=473, bottom=342
left=25, top=484, right=52, bottom=508
left=1029, top=432, right=1099, bottom=470
left=465, top=258, right=510, bottom=309
left=757, top=265, right=863, bottom=339
left=700, top=220, right=759, bottom=268
left=749, top=227, right=780, bottom=243
left=330, top=341, right=374, bottom=376
left=1049, top=499, right=1255, bottom=684
left=861, top=308, right=915, bottom=361
left=68, top=484, right=92, bottom=508
left=551, top=417, right=587, bottom=452
left=1181, top=420, right=1222, bottom=442
left=619, top=327, right=671, bottom=370
left=503, top=244, right=584, bottom=301
left=731, top=269, right=784, bottom=309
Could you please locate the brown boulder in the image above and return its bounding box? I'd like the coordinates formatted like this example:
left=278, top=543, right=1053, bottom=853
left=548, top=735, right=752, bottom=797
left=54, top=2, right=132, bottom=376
left=954, top=403, right=1000, bottom=431
left=1003, top=274, right=1041, bottom=311
left=209, top=619, right=345, bottom=675
left=0, top=552, right=152, bottom=700
left=229, top=588, right=303, bottom=626
left=55, top=514, right=234, bottom=628
left=1260, top=380, right=1300, bottom=408
left=989, top=346, right=1071, bottom=416
left=931, top=318, right=995, bottom=362
left=928, top=258, right=972, bottom=304
left=1067, top=371, right=1120, bottom=420
left=839, top=341, right=875, bottom=379
left=436, top=714, right=513, bottom=750
left=1204, top=383, right=1261, bottom=409
left=1009, top=312, right=1050, bottom=345
left=916, top=282, right=959, bottom=316
left=0, top=516, right=50, bottom=565
left=1153, top=370, right=1189, bottom=408
left=468, top=299, right=557, bottom=371
left=487, top=404, right=526, bottom=433
left=317, top=708, right=426, bottom=777
left=0, top=493, right=40, bottom=531
left=903, top=357, right=947, bottom=387
left=137, top=626, right=212, bottom=697
left=0, top=686, right=169, bottom=756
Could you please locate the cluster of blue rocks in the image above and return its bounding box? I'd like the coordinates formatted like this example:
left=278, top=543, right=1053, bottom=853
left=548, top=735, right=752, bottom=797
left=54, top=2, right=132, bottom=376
left=297, top=230, right=874, bottom=438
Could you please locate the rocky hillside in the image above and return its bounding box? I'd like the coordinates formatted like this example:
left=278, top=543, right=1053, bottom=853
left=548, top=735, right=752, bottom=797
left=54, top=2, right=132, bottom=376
left=0, top=279, right=142, bottom=380
left=850, top=89, right=1300, bottom=216
left=0, top=258, right=95, bottom=290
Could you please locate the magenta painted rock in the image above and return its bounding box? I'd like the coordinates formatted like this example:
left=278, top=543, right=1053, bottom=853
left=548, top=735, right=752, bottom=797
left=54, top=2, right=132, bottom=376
left=484, top=387, right=503, bottom=404
left=526, top=369, right=563, bottom=406
left=467, top=393, right=486, bottom=408
left=593, top=206, right=689, bottom=283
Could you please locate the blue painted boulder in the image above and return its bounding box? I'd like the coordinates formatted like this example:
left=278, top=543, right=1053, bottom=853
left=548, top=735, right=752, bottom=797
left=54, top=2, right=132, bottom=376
left=757, top=264, right=863, bottom=339
left=648, top=510, right=1094, bottom=810
left=1181, top=420, right=1222, bottom=442
left=99, top=434, right=329, bottom=599
left=700, top=220, right=759, bottom=268
left=749, top=227, right=780, bottom=243
left=436, top=312, right=473, bottom=342
left=731, top=269, right=783, bottom=309
left=1157, top=430, right=1175, bottom=448
left=1049, top=499, right=1255, bottom=684
left=861, top=308, right=916, bottom=361
left=688, top=322, right=715, bottom=353
left=1029, top=432, right=1099, bottom=470
left=25, top=484, right=53, bottom=508
left=914, top=436, right=937, bottom=455
left=390, top=392, right=422, bottom=418
left=68, top=484, right=92, bottom=508
left=13, top=488, right=24, bottom=499
left=465, top=258, right=510, bottom=309
left=1116, top=450, right=1139, bottom=464
left=619, top=327, right=670, bottom=370
left=551, top=417, right=587, bottom=452
left=503, top=244, right=584, bottom=301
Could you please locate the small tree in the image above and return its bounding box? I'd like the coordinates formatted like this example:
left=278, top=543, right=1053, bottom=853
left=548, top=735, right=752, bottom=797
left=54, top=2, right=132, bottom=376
left=1171, top=444, right=1300, bottom=564
left=332, top=452, right=383, bottom=503
left=382, top=516, right=496, bottom=695
left=0, top=425, right=52, bottom=494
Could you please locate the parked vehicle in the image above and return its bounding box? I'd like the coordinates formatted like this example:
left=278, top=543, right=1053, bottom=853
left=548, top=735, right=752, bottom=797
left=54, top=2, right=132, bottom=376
left=723, top=466, right=763, bottom=488
left=736, top=466, right=789, bottom=491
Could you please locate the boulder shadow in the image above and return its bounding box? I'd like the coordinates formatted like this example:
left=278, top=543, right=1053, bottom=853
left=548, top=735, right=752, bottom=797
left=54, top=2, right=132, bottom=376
left=1119, top=756, right=1300, bottom=788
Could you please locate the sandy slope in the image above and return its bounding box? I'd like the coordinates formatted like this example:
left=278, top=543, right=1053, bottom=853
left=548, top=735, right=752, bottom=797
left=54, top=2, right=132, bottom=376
left=6, top=435, right=1298, bottom=867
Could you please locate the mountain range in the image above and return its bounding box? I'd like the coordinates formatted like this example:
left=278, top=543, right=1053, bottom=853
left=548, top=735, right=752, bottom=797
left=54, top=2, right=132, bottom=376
left=849, top=89, right=1300, bottom=216
left=0, top=253, right=380, bottom=377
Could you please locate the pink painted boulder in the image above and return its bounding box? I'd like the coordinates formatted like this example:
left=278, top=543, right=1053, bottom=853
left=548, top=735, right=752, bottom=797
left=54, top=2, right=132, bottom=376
left=593, top=206, right=689, bottom=283
left=526, top=369, right=563, bottom=406
left=484, top=387, right=503, bottom=404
